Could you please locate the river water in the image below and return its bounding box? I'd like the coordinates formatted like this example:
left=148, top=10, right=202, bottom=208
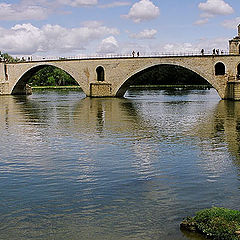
left=0, top=87, right=240, bottom=240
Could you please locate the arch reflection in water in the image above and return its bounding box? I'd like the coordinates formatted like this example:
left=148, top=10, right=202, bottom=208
left=71, top=97, right=161, bottom=179
left=194, top=100, right=240, bottom=168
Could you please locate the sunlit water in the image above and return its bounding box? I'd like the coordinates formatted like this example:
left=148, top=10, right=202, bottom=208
left=0, top=88, right=240, bottom=240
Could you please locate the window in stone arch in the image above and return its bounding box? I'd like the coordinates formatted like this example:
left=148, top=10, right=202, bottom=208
left=215, top=62, right=225, bottom=76
left=237, top=63, right=240, bottom=78
left=96, top=66, right=105, bottom=82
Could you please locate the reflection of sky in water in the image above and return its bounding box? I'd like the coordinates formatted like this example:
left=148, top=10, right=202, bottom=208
left=0, top=88, right=239, bottom=240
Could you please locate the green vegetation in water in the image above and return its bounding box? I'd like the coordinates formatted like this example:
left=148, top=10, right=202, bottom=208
left=180, top=207, right=240, bottom=240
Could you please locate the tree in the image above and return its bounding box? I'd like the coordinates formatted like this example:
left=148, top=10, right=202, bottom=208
left=29, top=66, right=77, bottom=86
left=0, top=51, right=19, bottom=63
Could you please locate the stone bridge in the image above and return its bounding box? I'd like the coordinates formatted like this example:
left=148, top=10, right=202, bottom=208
left=1, top=25, right=240, bottom=100
left=1, top=54, right=240, bottom=100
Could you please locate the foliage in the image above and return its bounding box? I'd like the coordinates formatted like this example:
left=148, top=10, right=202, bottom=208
left=29, top=66, right=77, bottom=86
left=0, top=51, right=20, bottom=63
left=0, top=51, right=76, bottom=86
left=181, top=207, right=240, bottom=240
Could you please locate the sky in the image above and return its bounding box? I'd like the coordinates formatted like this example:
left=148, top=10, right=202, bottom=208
left=0, top=0, right=240, bottom=58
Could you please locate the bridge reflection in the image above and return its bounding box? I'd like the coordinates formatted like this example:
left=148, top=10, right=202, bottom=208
left=2, top=95, right=240, bottom=168
left=192, top=100, right=240, bottom=175
left=2, top=95, right=240, bottom=161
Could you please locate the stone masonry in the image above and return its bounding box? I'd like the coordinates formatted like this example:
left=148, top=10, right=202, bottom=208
left=1, top=25, right=240, bottom=100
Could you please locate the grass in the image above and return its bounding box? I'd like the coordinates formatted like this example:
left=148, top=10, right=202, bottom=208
left=180, top=207, right=240, bottom=240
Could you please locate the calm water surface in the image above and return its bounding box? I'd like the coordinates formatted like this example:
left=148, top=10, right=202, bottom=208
left=0, top=88, right=240, bottom=240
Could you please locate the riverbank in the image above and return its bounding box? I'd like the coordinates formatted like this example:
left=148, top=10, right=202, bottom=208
left=32, top=85, right=81, bottom=89
left=32, top=85, right=211, bottom=90
left=130, top=84, right=211, bottom=89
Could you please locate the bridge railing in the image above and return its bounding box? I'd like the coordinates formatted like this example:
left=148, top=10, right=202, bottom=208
left=5, top=50, right=229, bottom=63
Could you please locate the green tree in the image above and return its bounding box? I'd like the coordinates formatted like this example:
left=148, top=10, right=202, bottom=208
left=29, top=66, right=77, bottom=86
left=0, top=51, right=20, bottom=63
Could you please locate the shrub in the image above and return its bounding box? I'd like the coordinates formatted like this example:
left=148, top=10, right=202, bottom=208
left=181, top=207, right=240, bottom=240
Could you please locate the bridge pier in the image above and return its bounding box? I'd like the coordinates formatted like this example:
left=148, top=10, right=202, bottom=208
left=226, top=81, right=240, bottom=101
left=11, top=83, right=32, bottom=95
left=0, top=63, right=10, bottom=95
left=89, top=82, right=112, bottom=97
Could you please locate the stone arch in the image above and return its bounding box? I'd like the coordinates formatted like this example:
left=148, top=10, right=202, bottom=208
left=215, top=62, right=226, bottom=76
left=96, top=66, right=105, bottom=82
left=116, top=63, right=213, bottom=97
left=11, top=64, right=80, bottom=95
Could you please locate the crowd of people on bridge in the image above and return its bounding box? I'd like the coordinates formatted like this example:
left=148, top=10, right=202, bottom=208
left=132, top=51, right=140, bottom=57
left=201, top=48, right=225, bottom=56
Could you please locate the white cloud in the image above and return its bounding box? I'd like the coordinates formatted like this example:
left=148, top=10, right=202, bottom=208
left=161, top=37, right=228, bottom=54
left=196, top=0, right=233, bottom=26
left=130, top=29, right=157, bottom=39
left=123, top=0, right=160, bottom=23
left=0, top=23, right=119, bottom=55
left=99, top=1, right=131, bottom=8
left=222, top=17, right=240, bottom=29
left=198, top=0, right=234, bottom=17
left=194, top=18, right=209, bottom=25
left=56, top=0, right=98, bottom=7
left=97, top=36, right=119, bottom=54
left=0, top=24, right=44, bottom=54
left=0, top=2, right=49, bottom=21
left=0, top=0, right=99, bottom=21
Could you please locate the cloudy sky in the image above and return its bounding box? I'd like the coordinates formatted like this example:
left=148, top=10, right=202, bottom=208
left=0, top=0, right=240, bottom=57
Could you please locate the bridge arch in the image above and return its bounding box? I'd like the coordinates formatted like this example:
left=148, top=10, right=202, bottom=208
left=11, top=64, right=81, bottom=95
left=116, top=63, right=214, bottom=97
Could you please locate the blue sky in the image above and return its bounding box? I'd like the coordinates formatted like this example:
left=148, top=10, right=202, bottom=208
left=0, top=0, right=239, bottom=57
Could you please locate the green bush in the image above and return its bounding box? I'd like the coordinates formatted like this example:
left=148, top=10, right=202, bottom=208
left=181, top=207, right=240, bottom=240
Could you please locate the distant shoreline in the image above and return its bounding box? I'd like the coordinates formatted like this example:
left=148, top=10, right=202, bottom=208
left=32, top=86, right=81, bottom=89
left=130, top=84, right=211, bottom=88
left=32, top=85, right=212, bottom=90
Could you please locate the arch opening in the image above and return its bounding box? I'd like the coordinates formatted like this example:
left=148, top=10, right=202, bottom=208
left=116, top=64, right=212, bottom=97
left=12, top=65, right=80, bottom=95
left=237, top=63, right=240, bottom=79
left=96, top=66, right=105, bottom=82
left=215, top=62, right=225, bottom=76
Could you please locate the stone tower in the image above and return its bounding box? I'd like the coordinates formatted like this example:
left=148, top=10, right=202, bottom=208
left=229, top=24, right=240, bottom=54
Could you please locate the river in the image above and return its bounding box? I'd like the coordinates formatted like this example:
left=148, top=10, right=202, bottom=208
left=0, top=87, right=240, bottom=240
